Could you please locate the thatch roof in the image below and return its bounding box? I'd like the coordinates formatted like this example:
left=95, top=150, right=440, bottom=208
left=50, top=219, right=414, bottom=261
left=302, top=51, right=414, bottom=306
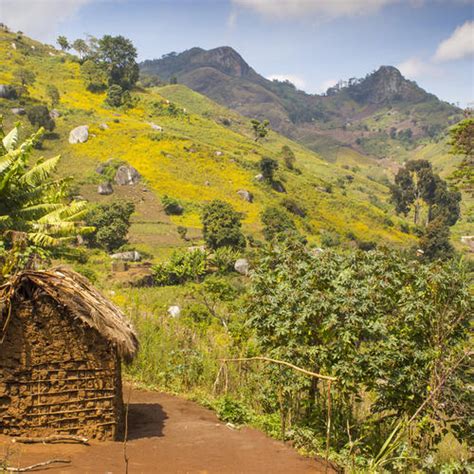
left=0, top=266, right=138, bottom=362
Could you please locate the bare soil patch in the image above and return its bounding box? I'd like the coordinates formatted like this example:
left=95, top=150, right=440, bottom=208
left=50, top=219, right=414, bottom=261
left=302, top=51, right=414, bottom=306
left=0, top=387, right=333, bottom=473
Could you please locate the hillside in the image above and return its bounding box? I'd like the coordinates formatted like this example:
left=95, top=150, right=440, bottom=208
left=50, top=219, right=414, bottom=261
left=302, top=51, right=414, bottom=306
left=140, top=47, right=462, bottom=160
left=0, top=28, right=415, bottom=260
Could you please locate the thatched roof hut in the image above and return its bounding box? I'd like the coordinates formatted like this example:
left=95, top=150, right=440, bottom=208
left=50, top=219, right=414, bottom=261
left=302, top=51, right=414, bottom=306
left=0, top=267, right=138, bottom=440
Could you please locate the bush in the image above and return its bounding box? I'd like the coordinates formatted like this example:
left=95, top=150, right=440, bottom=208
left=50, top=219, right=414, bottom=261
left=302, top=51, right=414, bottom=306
left=201, top=200, right=245, bottom=250
left=85, top=201, right=135, bottom=251
left=152, top=249, right=208, bottom=285
left=177, top=226, right=188, bottom=241
left=161, top=195, right=184, bottom=215
left=209, top=246, right=240, bottom=274
left=259, top=157, right=278, bottom=182
left=27, top=105, right=55, bottom=131
left=261, top=207, right=297, bottom=241
left=320, top=230, right=341, bottom=248
left=281, top=145, right=296, bottom=170
left=105, top=84, right=124, bottom=107
left=215, top=396, right=250, bottom=425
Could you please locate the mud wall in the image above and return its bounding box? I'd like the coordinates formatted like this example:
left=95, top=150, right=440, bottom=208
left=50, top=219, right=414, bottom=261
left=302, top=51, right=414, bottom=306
left=0, top=287, right=124, bottom=440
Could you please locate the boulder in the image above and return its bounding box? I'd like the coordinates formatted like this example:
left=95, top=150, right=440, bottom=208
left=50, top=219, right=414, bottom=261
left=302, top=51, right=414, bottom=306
left=215, top=151, right=224, bottom=157
left=110, top=250, right=142, bottom=262
left=114, top=165, right=141, bottom=185
left=98, top=182, right=113, bottom=195
left=254, top=173, right=264, bottom=182
left=237, top=189, right=253, bottom=203
left=168, top=306, right=181, bottom=318
left=0, top=85, right=17, bottom=100
left=150, top=122, right=163, bottom=131
left=69, top=125, right=89, bottom=144
left=50, top=109, right=61, bottom=119
left=99, top=123, right=109, bottom=130
left=204, top=180, right=211, bottom=186
left=11, top=107, right=25, bottom=115
left=234, top=258, right=250, bottom=276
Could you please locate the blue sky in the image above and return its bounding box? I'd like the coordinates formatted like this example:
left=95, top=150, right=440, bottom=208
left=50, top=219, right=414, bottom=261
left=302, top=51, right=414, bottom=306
left=2, top=0, right=473, bottom=105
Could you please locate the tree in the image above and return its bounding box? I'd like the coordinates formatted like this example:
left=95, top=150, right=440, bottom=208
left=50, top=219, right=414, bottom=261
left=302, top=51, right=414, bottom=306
left=27, top=105, right=55, bottom=132
left=246, top=241, right=472, bottom=465
left=80, top=59, right=107, bottom=92
left=46, top=84, right=60, bottom=108
left=170, top=76, right=178, bottom=85
left=259, top=157, right=278, bottom=182
left=251, top=119, right=269, bottom=141
left=85, top=201, right=135, bottom=252
left=281, top=145, right=296, bottom=170
left=97, top=35, right=139, bottom=90
left=105, top=84, right=124, bottom=107
left=56, top=35, right=70, bottom=51
left=72, top=39, right=89, bottom=59
left=201, top=200, right=245, bottom=250
left=13, top=68, right=36, bottom=87
left=260, top=207, right=297, bottom=241
left=448, top=118, right=474, bottom=193
left=0, top=124, right=90, bottom=278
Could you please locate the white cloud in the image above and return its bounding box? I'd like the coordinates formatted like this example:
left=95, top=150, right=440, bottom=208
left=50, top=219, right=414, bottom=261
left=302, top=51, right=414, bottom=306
left=434, top=20, right=474, bottom=62
left=267, top=74, right=306, bottom=89
left=0, top=0, right=94, bottom=40
left=318, top=78, right=338, bottom=93
left=232, top=0, right=400, bottom=20
left=397, top=57, right=437, bottom=78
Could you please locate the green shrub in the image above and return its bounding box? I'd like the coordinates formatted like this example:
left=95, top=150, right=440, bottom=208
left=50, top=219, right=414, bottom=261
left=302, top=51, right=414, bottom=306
left=261, top=207, right=296, bottom=241
left=209, top=246, right=239, bottom=274
left=105, top=84, right=124, bottom=107
left=152, top=249, right=208, bottom=286
left=27, top=105, right=55, bottom=131
left=215, top=396, right=250, bottom=425
left=161, top=195, right=184, bottom=215
left=201, top=200, right=245, bottom=250
left=320, top=230, right=340, bottom=248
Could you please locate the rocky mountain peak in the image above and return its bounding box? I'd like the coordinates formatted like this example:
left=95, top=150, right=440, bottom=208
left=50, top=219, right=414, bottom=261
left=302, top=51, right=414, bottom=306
left=192, top=46, right=252, bottom=78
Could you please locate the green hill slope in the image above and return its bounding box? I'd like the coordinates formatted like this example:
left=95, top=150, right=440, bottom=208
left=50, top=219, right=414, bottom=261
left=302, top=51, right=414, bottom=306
left=0, top=30, right=420, bottom=258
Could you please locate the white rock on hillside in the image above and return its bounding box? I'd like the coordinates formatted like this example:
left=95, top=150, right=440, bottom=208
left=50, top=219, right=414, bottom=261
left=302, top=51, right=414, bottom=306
left=69, top=125, right=89, bottom=144
left=237, top=189, right=253, bottom=203
left=110, top=250, right=142, bottom=262
left=114, top=165, right=141, bottom=185
left=234, top=258, right=250, bottom=276
left=168, top=306, right=181, bottom=318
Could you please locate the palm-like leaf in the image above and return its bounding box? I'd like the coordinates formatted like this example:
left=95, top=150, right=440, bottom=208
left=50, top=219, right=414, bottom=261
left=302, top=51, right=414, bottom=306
left=19, top=155, right=60, bottom=186
left=2, top=126, right=19, bottom=151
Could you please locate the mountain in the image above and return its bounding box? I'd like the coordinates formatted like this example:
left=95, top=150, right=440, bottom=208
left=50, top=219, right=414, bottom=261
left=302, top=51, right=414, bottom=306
left=0, top=28, right=416, bottom=260
left=140, top=47, right=462, bottom=161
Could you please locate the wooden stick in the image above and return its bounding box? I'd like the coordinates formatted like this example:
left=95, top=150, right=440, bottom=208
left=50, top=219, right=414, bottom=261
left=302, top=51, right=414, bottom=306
left=5, top=459, right=71, bottom=472
left=12, top=435, right=89, bottom=445
left=219, top=357, right=337, bottom=382
left=325, top=380, right=332, bottom=474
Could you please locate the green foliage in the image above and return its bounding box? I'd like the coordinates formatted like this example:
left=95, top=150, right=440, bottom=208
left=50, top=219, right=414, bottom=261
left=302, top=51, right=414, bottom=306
left=81, top=59, right=107, bottom=92
left=152, top=249, right=208, bottom=285
left=0, top=124, right=90, bottom=277
left=56, top=35, right=70, bottom=51
left=13, top=68, right=36, bottom=87
left=281, top=198, right=306, bottom=217
left=246, top=240, right=472, bottom=466
left=209, top=246, right=240, bottom=274
left=161, top=195, right=184, bottom=215
left=448, top=118, right=474, bottom=192
left=259, top=157, right=278, bottom=182
left=97, top=34, right=139, bottom=90
left=45, top=84, right=60, bottom=107
left=201, top=200, right=245, bottom=250
left=177, top=225, right=188, bottom=241
left=320, top=230, right=341, bottom=247
left=105, top=84, right=124, bottom=107
left=215, top=396, right=250, bottom=425
left=251, top=119, right=269, bottom=142
left=281, top=145, right=296, bottom=170
left=260, top=206, right=296, bottom=241
left=85, top=201, right=135, bottom=252
left=26, top=105, right=55, bottom=132
left=72, top=38, right=89, bottom=59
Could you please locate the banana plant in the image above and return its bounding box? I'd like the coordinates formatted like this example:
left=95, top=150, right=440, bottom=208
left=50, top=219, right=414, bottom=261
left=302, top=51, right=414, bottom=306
left=0, top=122, right=93, bottom=273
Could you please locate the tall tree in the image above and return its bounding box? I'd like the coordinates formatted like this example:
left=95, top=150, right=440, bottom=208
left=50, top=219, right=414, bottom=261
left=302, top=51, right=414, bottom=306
left=97, top=35, right=139, bottom=90
left=448, top=117, right=474, bottom=194
left=251, top=119, right=269, bottom=142
left=56, top=35, right=70, bottom=51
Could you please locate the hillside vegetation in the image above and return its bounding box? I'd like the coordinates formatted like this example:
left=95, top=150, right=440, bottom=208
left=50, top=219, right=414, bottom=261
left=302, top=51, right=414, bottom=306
left=0, top=28, right=414, bottom=259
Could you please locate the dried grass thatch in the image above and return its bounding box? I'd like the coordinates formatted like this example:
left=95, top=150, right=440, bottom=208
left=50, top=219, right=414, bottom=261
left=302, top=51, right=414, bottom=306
left=0, top=266, right=138, bottom=361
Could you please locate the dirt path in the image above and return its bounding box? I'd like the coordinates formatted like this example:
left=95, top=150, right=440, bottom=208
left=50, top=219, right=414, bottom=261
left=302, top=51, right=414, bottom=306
left=0, top=387, right=333, bottom=473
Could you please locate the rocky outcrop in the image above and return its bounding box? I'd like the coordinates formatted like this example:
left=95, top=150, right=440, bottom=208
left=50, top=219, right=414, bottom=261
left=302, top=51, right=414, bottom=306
left=98, top=182, right=113, bottom=195
left=114, top=165, right=141, bottom=185
left=50, top=109, right=61, bottom=119
left=237, top=189, right=253, bottom=203
left=69, top=125, right=89, bottom=144
left=0, top=85, right=17, bottom=100
left=11, top=107, right=25, bottom=115
left=110, top=250, right=142, bottom=262
left=234, top=258, right=249, bottom=276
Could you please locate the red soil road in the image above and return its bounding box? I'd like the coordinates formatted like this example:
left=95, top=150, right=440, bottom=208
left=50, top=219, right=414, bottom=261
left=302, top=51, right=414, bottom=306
left=0, top=387, right=333, bottom=474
